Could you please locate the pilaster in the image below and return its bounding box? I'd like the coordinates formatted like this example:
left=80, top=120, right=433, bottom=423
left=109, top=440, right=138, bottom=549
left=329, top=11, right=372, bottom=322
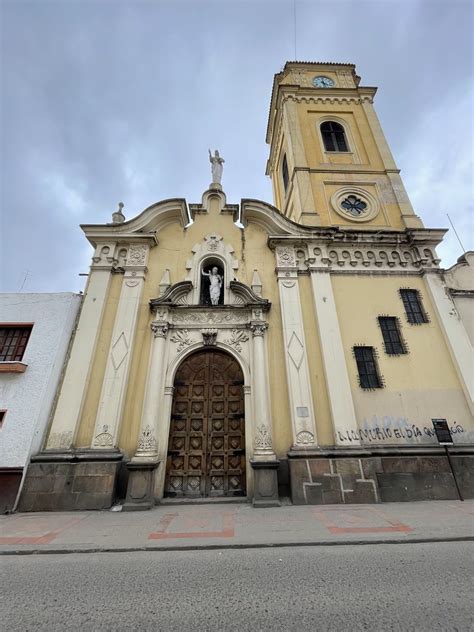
left=424, top=271, right=474, bottom=415
left=46, top=242, right=117, bottom=450
left=275, top=245, right=317, bottom=447
left=91, top=244, right=150, bottom=448
left=307, top=246, right=359, bottom=445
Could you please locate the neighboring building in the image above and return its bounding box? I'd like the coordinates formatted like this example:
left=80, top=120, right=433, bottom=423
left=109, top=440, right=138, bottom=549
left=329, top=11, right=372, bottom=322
left=444, top=252, right=474, bottom=346
left=20, top=62, right=473, bottom=512
left=0, top=293, right=82, bottom=512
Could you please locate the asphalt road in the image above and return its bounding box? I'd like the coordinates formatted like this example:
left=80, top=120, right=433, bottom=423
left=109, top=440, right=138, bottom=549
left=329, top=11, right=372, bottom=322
left=2, top=542, right=472, bottom=631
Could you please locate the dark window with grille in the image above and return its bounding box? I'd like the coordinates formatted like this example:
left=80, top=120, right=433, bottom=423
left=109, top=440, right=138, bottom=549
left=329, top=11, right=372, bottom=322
left=354, top=346, right=382, bottom=389
left=282, top=154, right=289, bottom=192
left=321, top=121, right=349, bottom=152
left=400, top=289, right=428, bottom=324
left=0, top=326, right=33, bottom=361
left=378, top=317, right=406, bottom=355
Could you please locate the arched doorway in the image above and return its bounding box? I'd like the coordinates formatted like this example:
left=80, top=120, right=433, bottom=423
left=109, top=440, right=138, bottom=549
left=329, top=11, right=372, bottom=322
left=164, top=349, right=246, bottom=498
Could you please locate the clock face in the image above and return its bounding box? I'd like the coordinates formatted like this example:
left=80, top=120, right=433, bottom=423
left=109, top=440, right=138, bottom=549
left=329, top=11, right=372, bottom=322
left=313, top=76, right=335, bottom=88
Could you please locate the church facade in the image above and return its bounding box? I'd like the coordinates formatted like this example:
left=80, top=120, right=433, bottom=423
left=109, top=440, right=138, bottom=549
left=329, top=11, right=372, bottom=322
left=20, top=62, right=473, bottom=511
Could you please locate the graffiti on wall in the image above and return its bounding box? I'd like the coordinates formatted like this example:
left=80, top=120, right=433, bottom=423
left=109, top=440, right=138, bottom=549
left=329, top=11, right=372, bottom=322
left=337, top=415, right=465, bottom=444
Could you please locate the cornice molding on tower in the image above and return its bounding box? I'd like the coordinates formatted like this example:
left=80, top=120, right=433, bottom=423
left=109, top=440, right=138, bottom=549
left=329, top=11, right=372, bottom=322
left=266, top=89, right=376, bottom=173
left=266, top=61, right=360, bottom=142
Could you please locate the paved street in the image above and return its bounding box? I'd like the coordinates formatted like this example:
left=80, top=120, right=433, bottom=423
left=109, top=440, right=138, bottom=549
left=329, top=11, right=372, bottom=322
left=2, top=542, right=473, bottom=631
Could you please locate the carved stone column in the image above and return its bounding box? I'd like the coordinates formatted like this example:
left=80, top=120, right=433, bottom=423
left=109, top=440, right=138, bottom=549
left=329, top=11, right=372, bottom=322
left=123, top=319, right=169, bottom=510
left=275, top=245, right=317, bottom=448
left=46, top=242, right=117, bottom=450
left=91, top=243, right=150, bottom=449
left=249, top=320, right=280, bottom=507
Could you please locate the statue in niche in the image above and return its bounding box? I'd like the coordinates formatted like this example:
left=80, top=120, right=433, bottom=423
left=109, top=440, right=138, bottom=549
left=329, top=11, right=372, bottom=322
left=209, top=149, right=225, bottom=184
left=201, top=265, right=223, bottom=306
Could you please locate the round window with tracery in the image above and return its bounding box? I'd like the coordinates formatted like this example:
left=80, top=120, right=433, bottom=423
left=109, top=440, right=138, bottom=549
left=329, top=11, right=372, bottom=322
left=331, top=187, right=380, bottom=223
left=341, top=195, right=367, bottom=217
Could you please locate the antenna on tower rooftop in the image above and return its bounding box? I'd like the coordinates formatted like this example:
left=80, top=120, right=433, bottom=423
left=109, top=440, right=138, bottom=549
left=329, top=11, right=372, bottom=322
left=293, top=0, right=297, bottom=60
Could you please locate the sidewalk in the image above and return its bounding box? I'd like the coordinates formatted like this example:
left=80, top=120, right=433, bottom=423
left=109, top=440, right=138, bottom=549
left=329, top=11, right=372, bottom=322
left=1, top=499, right=473, bottom=555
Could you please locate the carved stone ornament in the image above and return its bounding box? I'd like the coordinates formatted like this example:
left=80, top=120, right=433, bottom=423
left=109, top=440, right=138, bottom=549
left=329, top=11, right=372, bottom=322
left=93, top=425, right=114, bottom=448
left=173, top=310, right=249, bottom=325
left=224, top=328, right=249, bottom=352
left=250, top=322, right=268, bottom=337
left=255, top=425, right=273, bottom=450
left=276, top=246, right=296, bottom=267
left=137, top=425, right=158, bottom=452
left=296, top=430, right=315, bottom=445
left=206, top=234, right=222, bottom=251
left=126, top=244, right=148, bottom=267
left=201, top=329, right=218, bottom=346
left=46, top=430, right=73, bottom=450
left=151, top=321, right=169, bottom=338
left=170, top=329, right=193, bottom=352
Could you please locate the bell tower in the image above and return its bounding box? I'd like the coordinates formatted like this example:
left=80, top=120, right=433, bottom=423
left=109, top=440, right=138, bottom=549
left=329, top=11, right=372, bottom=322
left=266, top=61, right=423, bottom=230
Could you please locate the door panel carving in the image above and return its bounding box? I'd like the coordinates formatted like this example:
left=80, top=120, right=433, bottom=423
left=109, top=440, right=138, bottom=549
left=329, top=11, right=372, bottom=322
left=165, top=350, right=246, bottom=497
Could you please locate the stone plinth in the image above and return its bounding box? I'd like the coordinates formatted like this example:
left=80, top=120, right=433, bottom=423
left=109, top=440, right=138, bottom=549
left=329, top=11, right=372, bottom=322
left=250, top=459, right=280, bottom=507
left=123, top=459, right=160, bottom=511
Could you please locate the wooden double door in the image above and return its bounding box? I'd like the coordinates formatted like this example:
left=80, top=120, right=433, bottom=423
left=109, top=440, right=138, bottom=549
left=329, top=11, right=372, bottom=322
left=165, top=350, right=246, bottom=498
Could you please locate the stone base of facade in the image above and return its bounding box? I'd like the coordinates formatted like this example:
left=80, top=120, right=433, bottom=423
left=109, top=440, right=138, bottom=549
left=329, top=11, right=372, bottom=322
left=0, top=467, right=23, bottom=514
left=18, top=449, right=123, bottom=512
left=123, top=459, right=160, bottom=511
left=250, top=459, right=280, bottom=507
left=287, top=446, right=474, bottom=505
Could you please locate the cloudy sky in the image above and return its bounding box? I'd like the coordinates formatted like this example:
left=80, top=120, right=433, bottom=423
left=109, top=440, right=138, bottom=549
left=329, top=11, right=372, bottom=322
left=1, top=0, right=472, bottom=293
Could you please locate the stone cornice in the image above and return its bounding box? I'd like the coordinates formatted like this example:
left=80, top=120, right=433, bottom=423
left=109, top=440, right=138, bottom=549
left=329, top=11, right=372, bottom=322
left=81, top=198, right=189, bottom=248
left=268, top=228, right=448, bottom=273
left=266, top=61, right=360, bottom=144
left=267, top=90, right=376, bottom=173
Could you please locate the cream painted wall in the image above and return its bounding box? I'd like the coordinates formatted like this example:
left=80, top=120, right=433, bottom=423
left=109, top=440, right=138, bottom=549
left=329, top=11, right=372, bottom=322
left=332, top=274, right=474, bottom=446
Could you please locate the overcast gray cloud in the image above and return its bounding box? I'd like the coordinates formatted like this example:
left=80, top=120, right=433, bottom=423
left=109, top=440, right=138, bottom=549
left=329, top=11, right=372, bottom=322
left=1, top=0, right=472, bottom=292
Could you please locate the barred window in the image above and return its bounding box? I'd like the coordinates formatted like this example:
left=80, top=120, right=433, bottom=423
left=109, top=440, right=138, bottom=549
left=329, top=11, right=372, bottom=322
left=0, top=326, right=33, bottom=361
left=378, top=317, right=407, bottom=355
left=400, top=289, right=428, bottom=324
left=321, top=121, right=349, bottom=152
left=354, top=346, right=382, bottom=389
left=282, top=154, right=289, bottom=192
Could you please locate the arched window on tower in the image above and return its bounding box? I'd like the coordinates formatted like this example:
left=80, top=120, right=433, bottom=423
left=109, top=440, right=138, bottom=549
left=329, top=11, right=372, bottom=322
left=321, top=121, right=349, bottom=152
left=282, top=154, right=289, bottom=192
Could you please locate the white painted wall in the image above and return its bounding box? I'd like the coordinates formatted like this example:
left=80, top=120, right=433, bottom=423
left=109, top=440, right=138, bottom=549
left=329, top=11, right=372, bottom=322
left=0, top=293, right=82, bottom=468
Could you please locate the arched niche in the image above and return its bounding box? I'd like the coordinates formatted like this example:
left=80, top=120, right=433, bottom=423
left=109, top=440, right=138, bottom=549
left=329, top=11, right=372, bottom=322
left=200, top=258, right=225, bottom=306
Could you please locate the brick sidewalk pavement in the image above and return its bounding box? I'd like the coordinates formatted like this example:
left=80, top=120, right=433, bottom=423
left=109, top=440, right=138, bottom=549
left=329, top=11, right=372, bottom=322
left=1, top=500, right=472, bottom=554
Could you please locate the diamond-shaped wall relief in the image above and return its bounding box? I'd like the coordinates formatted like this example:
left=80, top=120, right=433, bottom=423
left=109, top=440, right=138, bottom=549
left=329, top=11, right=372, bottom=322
left=111, top=332, right=129, bottom=370
left=287, top=331, right=304, bottom=369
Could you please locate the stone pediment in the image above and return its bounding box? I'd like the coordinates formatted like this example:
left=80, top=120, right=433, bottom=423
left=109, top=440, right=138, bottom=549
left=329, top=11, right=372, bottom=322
left=150, top=281, right=193, bottom=307
left=81, top=198, right=190, bottom=248
left=149, top=280, right=271, bottom=312
left=229, top=281, right=270, bottom=311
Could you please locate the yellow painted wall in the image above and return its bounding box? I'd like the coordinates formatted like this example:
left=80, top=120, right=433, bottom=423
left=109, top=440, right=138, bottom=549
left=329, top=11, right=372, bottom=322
left=75, top=206, right=293, bottom=458
left=332, top=274, right=473, bottom=445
